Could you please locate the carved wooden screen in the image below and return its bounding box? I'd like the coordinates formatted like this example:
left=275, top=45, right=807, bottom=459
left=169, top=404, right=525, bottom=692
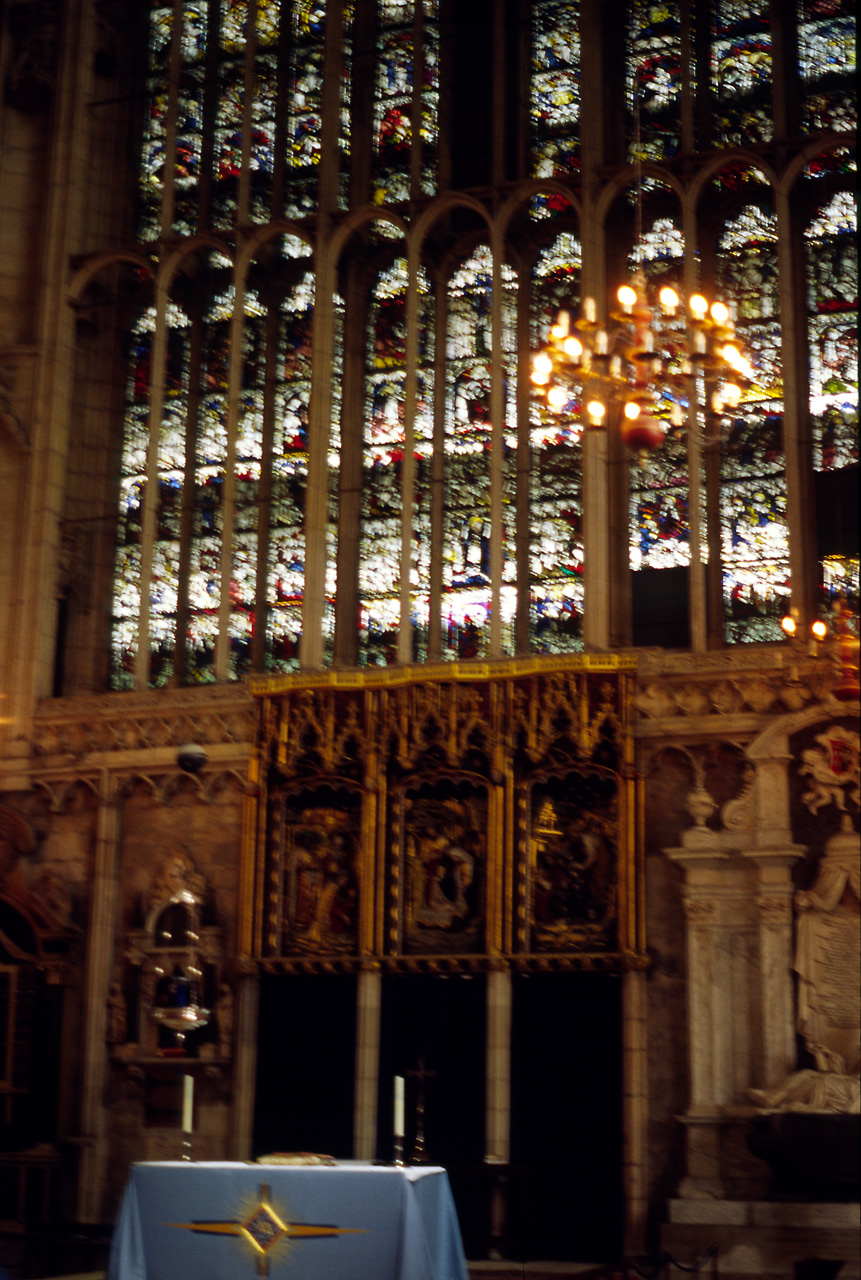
left=245, top=656, right=643, bottom=974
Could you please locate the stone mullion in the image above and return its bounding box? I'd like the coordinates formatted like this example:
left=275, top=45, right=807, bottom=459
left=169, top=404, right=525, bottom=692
left=683, top=200, right=707, bottom=653
left=397, top=248, right=420, bottom=664
left=173, top=313, right=205, bottom=685
left=215, top=269, right=246, bottom=681
left=514, top=265, right=532, bottom=656
left=489, top=226, right=505, bottom=657
left=236, top=0, right=259, bottom=228
left=427, top=280, right=448, bottom=660
left=333, top=268, right=366, bottom=668
left=251, top=304, right=280, bottom=671
left=135, top=278, right=170, bottom=689
left=776, top=185, right=817, bottom=631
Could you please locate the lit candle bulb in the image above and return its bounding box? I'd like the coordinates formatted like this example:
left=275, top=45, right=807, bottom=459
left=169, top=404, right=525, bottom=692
left=659, top=286, right=679, bottom=315
left=617, top=284, right=637, bottom=314
left=550, top=311, right=570, bottom=340
left=182, top=1074, right=194, bottom=1134
left=394, top=1076, right=405, bottom=1138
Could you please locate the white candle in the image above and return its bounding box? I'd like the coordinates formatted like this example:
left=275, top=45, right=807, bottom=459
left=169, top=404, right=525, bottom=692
left=182, top=1073, right=194, bottom=1133
left=393, top=1076, right=405, bottom=1138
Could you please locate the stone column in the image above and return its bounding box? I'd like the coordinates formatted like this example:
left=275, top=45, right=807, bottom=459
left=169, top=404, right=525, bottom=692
left=485, top=967, right=511, bottom=1259
left=230, top=969, right=260, bottom=1160
left=744, top=849, right=804, bottom=1090
left=354, top=968, right=382, bottom=1160
left=622, top=968, right=648, bottom=1253
left=667, top=833, right=756, bottom=1197
left=76, top=770, right=120, bottom=1221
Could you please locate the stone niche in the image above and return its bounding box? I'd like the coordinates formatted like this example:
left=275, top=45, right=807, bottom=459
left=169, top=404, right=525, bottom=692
left=111, top=851, right=231, bottom=1162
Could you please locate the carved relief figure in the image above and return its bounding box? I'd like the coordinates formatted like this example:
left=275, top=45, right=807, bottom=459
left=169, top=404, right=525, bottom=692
left=528, top=770, right=618, bottom=952
left=107, top=981, right=127, bottom=1045
left=283, top=809, right=358, bottom=953
left=403, top=789, right=486, bottom=954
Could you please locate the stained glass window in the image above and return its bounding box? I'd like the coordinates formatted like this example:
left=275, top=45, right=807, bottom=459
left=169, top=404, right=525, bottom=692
left=627, top=0, right=683, bottom=162
left=805, top=184, right=859, bottom=612
left=715, top=190, right=788, bottom=642
left=106, top=1, right=858, bottom=691
left=531, top=0, right=580, bottom=197
left=247, top=235, right=315, bottom=674
left=372, top=2, right=438, bottom=206
left=798, top=0, right=856, bottom=134
left=285, top=2, right=328, bottom=216
left=359, top=256, right=434, bottom=665
left=627, top=210, right=689, bottom=575
left=442, top=247, right=517, bottom=660
left=530, top=232, right=584, bottom=652
left=712, top=1, right=773, bottom=147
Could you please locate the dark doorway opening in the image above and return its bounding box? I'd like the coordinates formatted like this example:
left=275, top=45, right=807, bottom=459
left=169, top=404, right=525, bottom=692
left=252, top=972, right=357, bottom=1158
left=509, top=972, right=624, bottom=1262
left=378, top=973, right=487, bottom=1257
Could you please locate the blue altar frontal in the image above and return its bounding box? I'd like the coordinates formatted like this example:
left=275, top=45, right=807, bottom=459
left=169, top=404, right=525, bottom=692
left=108, top=1160, right=470, bottom=1280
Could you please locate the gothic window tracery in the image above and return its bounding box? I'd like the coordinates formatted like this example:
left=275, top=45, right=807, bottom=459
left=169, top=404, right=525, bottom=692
left=96, top=1, right=856, bottom=689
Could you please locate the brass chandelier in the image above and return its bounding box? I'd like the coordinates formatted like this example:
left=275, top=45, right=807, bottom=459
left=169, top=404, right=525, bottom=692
left=531, top=268, right=754, bottom=458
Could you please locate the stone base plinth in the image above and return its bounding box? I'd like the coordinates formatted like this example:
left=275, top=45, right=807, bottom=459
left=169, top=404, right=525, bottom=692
left=662, top=1201, right=860, bottom=1280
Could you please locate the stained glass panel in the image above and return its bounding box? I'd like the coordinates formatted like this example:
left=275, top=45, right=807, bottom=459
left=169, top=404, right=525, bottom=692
left=798, top=0, right=856, bottom=134
left=712, top=1, right=773, bottom=147
left=716, top=197, right=787, bottom=642
left=531, top=0, right=580, bottom=197
left=173, top=3, right=210, bottom=236
left=138, top=6, right=174, bottom=241
left=627, top=0, right=683, bottom=162
left=806, top=186, right=859, bottom=612
left=441, top=247, right=517, bottom=660
left=628, top=212, right=689, bottom=574
left=530, top=232, right=584, bottom=652
left=285, top=2, right=327, bottom=217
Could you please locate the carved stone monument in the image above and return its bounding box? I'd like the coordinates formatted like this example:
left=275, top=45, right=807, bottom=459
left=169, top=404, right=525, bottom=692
left=751, top=727, right=860, bottom=1116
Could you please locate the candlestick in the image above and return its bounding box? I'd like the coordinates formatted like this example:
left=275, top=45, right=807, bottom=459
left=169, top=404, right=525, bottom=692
left=393, top=1075, right=405, bottom=1138
left=182, top=1072, right=194, bottom=1135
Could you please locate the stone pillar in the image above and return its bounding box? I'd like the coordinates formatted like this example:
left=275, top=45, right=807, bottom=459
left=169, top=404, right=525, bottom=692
left=744, top=849, right=804, bottom=1090
left=485, top=967, right=511, bottom=1259
left=667, top=836, right=756, bottom=1198
left=354, top=968, right=382, bottom=1160
left=76, top=770, right=120, bottom=1221
left=622, top=968, right=648, bottom=1253
left=230, top=969, right=260, bottom=1160
left=486, top=967, right=511, bottom=1161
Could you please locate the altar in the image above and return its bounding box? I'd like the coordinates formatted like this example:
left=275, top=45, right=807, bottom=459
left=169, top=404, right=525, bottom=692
left=107, top=1160, right=469, bottom=1280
